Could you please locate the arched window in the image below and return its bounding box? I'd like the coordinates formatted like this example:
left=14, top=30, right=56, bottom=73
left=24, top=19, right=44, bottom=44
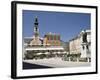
left=83, top=46, right=84, bottom=50
left=86, top=45, right=88, bottom=49
left=82, top=32, right=87, bottom=43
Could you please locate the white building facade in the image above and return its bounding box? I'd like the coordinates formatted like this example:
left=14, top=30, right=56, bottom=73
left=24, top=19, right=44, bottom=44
left=69, top=29, right=91, bottom=62
left=80, top=30, right=91, bottom=60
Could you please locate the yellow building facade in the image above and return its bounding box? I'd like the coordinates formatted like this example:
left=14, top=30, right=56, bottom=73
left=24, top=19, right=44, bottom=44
left=43, top=33, right=61, bottom=46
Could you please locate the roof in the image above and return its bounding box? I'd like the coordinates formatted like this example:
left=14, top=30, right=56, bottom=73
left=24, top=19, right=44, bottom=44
left=69, top=29, right=90, bottom=42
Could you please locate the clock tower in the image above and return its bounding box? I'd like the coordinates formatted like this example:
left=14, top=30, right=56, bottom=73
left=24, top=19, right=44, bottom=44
left=30, top=16, right=41, bottom=46
left=34, top=16, right=39, bottom=37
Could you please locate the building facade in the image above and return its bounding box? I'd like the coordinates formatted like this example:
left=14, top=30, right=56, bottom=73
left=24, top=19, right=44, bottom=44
left=43, top=33, right=61, bottom=46
left=69, top=29, right=91, bottom=61
left=80, top=30, right=91, bottom=59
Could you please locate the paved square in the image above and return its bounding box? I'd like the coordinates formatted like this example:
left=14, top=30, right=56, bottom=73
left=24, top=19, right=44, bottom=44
left=23, top=58, right=90, bottom=68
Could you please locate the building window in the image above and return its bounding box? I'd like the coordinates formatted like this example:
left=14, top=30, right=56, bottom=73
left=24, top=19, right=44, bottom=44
left=58, top=36, right=60, bottom=40
left=51, top=35, right=53, bottom=40
left=57, top=36, right=59, bottom=40
left=47, top=36, right=49, bottom=40
left=83, top=46, right=84, bottom=50
left=54, top=35, right=56, bottom=40
left=86, top=45, right=88, bottom=49
left=82, top=32, right=87, bottom=43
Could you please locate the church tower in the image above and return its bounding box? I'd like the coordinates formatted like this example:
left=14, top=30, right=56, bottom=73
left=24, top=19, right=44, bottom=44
left=34, top=16, right=39, bottom=37
left=30, top=16, right=41, bottom=46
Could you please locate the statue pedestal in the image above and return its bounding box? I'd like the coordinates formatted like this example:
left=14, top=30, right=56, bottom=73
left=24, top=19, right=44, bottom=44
left=81, top=43, right=91, bottom=62
left=81, top=43, right=88, bottom=58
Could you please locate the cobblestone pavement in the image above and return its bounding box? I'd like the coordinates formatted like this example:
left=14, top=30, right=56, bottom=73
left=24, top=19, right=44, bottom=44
left=23, top=58, right=90, bottom=68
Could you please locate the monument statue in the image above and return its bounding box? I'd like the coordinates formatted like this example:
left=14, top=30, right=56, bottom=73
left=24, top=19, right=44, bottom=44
left=82, top=31, right=87, bottom=43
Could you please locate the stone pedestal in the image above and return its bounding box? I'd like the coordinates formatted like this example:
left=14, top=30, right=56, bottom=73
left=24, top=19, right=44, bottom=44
left=81, top=43, right=88, bottom=58
left=81, top=43, right=91, bottom=62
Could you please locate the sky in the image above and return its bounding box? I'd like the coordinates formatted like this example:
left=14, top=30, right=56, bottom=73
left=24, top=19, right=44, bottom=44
left=23, top=10, right=90, bottom=42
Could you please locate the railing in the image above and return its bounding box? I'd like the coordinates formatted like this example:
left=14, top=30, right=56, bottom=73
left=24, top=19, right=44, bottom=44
left=24, top=44, right=63, bottom=48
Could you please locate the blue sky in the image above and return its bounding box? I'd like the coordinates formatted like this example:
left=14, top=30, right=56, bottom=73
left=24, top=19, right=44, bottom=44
left=23, top=10, right=90, bottom=42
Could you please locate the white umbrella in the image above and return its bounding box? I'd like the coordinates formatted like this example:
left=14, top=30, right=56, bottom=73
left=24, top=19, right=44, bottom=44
left=63, top=51, right=67, bottom=53
left=36, top=53, right=43, bottom=55
left=57, top=51, right=61, bottom=54
left=44, top=52, right=49, bottom=54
